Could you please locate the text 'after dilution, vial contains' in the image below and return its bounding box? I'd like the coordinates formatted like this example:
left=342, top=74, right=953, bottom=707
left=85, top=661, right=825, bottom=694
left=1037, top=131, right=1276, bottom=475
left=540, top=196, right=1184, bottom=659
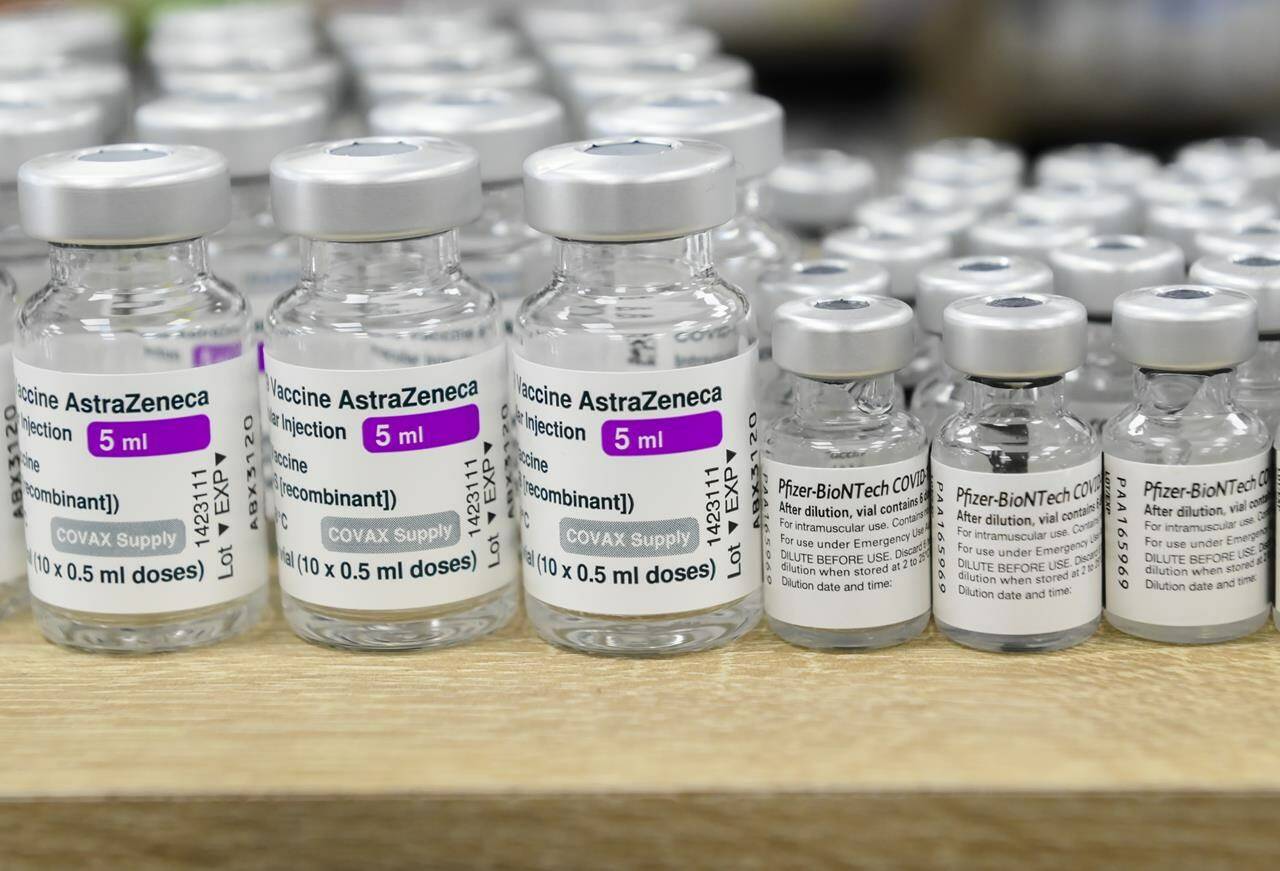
left=514, top=137, right=761, bottom=655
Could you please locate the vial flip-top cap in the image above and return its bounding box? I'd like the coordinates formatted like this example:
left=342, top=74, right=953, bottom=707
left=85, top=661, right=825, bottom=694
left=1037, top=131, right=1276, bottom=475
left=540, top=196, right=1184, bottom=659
left=519, top=0, right=689, bottom=41
left=563, top=54, right=753, bottom=111
left=1146, top=194, right=1277, bottom=254
left=270, top=137, right=482, bottom=242
left=767, top=149, right=877, bottom=230
left=1189, top=254, right=1280, bottom=336
left=540, top=25, right=719, bottom=71
left=146, top=30, right=320, bottom=73
left=1137, top=165, right=1252, bottom=208
left=155, top=56, right=345, bottom=107
left=905, top=137, right=1024, bottom=185
left=822, top=225, right=952, bottom=302
left=1195, top=218, right=1280, bottom=260
left=1113, top=285, right=1258, bottom=371
left=586, top=90, right=781, bottom=179
left=0, top=61, right=130, bottom=136
left=943, top=293, right=1086, bottom=379
left=369, top=89, right=565, bottom=184
left=1035, top=143, right=1159, bottom=190
left=1013, top=180, right=1141, bottom=235
left=916, top=255, right=1053, bottom=336
left=0, top=100, right=104, bottom=183
left=136, top=93, right=329, bottom=179
left=1177, top=136, right=1280, bottom=191
left=900, top=173, right=1017, bottom=212
left=758, top=258, right=890, bottom=335
left=343, top=27, right=522, bottom=73
left=523, top=137, right=734, bottom=242
left=965, top=210, right=1094, bottom=261
left=773, top=295, right=915, bottom=380
left=1049, top=235, right=1186, bottom=320
left=358, top=56, right=547, bottom=105
left=19, top=144, right=230, bottom=245
left=856, top=194, right=980, bottom=243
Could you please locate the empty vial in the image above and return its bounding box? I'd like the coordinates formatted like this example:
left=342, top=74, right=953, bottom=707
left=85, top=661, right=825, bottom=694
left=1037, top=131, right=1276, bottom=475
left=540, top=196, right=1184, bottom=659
left=965, top=210, right=1094, bottom=263
left=369, top=90, right=565, bottom=332
left=1195, top=217, right=1280, bottom=261
left=515, top=137, right=760, bottom=655
left=1146, top=193, right=1276, bottom=256
left=856, top=194, right=979, bottom=249
left=1051, top=235, right=1185, bottom=430
left=1177, top=136, right=1280, bottom=198
left=16, top=144, right=269, bottom=651
left=764, top=295, right=929, bottom=649
left=901, top=137, right=1023, bottom=211
left=1034, top=143, right=1159, bottom=191
left=265, top=137, right=518, bottom=650
left=932, top=293, right=1100, bottom=652
left=910, top=255, right=1054, bottom=439
left=767, top=148, right=877, bottom=243
left=1103, top=286, right=1270, bottom=643
left=1013, top=180, right=1141, bottom=235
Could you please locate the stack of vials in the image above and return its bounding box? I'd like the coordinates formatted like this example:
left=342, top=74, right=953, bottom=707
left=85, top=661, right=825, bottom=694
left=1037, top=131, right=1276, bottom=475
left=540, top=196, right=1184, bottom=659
left=1, top=0, right=1278, bottom=658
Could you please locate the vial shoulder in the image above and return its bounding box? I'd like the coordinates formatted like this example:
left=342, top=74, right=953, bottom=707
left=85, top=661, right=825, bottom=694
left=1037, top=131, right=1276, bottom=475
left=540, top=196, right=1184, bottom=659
left=934, top=412, right=1100, bottom=473
left=18, top=276, right=248, bottom=341
left=765, top=412, right=927, bottom=468
left=1102, top=407, right=1272, bottom=464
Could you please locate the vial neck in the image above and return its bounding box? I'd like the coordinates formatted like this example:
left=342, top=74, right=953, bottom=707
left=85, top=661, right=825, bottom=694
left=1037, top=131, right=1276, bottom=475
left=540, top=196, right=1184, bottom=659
left=794, top=374, right=897, bottom=425
left=553, top=232, right=715, bottom=288
left=50, top=239, right=210, bottom=291
left=302, top=231, right=463, bottom=293
left=961, top=376, right=1069, bottom=417
left=1133, top=368, right=1236, bottom=415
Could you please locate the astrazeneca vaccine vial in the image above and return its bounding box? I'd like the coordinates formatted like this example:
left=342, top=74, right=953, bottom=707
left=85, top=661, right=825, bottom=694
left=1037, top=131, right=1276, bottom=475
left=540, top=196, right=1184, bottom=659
left=1103, top=286, right=1271, bottom=643
left=900, top=137, right=1023, bottom=211
left=1013, top=180, right=1141, bottom=235
left=1145, top=194, right=1276, bottom=257
left=586, top=90, right=798, bottom=303
left=1034, top=143, right=1159, bottom=191
left=15, top=145, right=269, bottom=652
left=763, top=295, right=929, bottom=650
left=1177, top=136, right=1280, bottom=197
left=756, top=259, right=890, bottom=421
left=369, top=90, right=564, bottom=333
left=265, top=137, right=518, bottom=650
left=766, top=149, right=877, bottom=243
left=515, top=138, right=760, bottom=655
left=931, top=292, right=1100, bottom=652
left=965, top=210, right=1094, bottom=263
left=1051, top=235, right=1185, bottom=430
left=856, top=194, right=978, bottom=248
left=1194, top=217, right=1280, bottom=261
left=910, top=255, right=1053, bottom=439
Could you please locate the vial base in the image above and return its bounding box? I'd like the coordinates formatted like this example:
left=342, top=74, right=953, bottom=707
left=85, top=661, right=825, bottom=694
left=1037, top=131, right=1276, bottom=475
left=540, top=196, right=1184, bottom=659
left=936, top=615, right=1100, bottom=653
left=768, top=611, right=930, bottom=651
left=526, top=590, right=762, bottom=657
left=33, top=587, right=268, bottom=654
left=0, top=579, right=28, bottom=621
left=1107, top=608, right=1270, bottom=645
left=283, top=582, right=518, bottom=651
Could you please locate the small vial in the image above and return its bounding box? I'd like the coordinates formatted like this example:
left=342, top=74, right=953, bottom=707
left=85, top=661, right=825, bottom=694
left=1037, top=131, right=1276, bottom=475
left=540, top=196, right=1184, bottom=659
left=910, top=255, right=1054, bottom=439
left=856, top=194, right=979, bottom=248
left=965, top=210, right=1094, bottom=263
left=369, top=90, right=565, bottom=332
left=1146, top=194, right=1276, bottom=257
left=586, top=90, right=798, bottom=302
left=1194, top=217, right=1280, bottom=261
left=1034, top=143, right=1159, bottom=191
left=763, top=295, right=929, bottom=649
left=1103, top=286, right=1271, bottom=644
left=766, top=149, right=877, bottom=244
left=266, top=137, right=518, bottom=650
left=559, top=55, right=753, bottom=129
left=901, top=137, right=1024, bottom=211
left=1051, top=235, right=1185, bottom=430
left=358, top=56, right=547, bottom=108
left=515, top=137, right=760, bottom=655
left=1177, top=136, right=1280, bottom=198
left=932, top=293, right=1100, bottom=652
left=1013, top=180, right=1141, bottom=235
left=16, top=144, right=269, bottom=651
left=0, top=60, right=130, bottom=141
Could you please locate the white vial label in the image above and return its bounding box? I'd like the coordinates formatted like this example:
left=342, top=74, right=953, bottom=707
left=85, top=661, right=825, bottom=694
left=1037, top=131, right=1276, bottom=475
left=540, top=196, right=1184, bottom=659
left=15, top=355, right=267, bottom=614
left=1104, top=453, right=1271, bottom=627
left=763, top=453, right=930, bottom=629
left=0, top=349, right=24, bottom=581
left=265, top=344, right=517, bottom=611
left=513, top=350, right=761, bottom=616
left=932, top=458, right=1103, bottom=635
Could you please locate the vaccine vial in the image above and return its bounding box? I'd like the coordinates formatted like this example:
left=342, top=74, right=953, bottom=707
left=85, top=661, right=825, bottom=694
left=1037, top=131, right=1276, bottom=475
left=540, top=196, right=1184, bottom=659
left=1145, top=194, right=1276, bottom=257
left=910, top=255, right=1053, bottom=439
left=368, top=90, right=565, bottom=333
left=0, top=60, right=131, bottom=142
left=559, top=55, right=753, bottom=130
left=0, top=4, right=127, bottom=62
left=766, top=148, right=877, bottom=244
left=965, top=210, right=1094, bottom=263
left=586, top=90, right=798, bottom=303
left=1034, top=143, right=1159, bottom=191
left=344, top=28, right=523, bottom=76
left=1177, top=136, right=1280, bottom=197
left=1013, top=180, right=1141, bottom=235
left=518, top=0, right=689, bottom=43
left=1103, top=286, right=1271, bottom=643
left=856, top=194, right=979, bottom=248
left=357, top=55, right=547, bottom=109
left=265, top=137, right=518, bottom=650
left=1137, top=166, right=1251, bottom=212
left=515, top=137, right=760, bottom=655
left=763, top=295, right=929, bottom=649
left=901, top=137, right=1023, bottom=211
left=154, top=56, right=346, bottom=116
left=1194, top=217, right=1280, bottom=261
left=538, top=24, right=719, bottom=74
left=1051, top=235, right=1185, bottom=430
left=931, top=292, right=1101, bottom=652
left=15, top=144, right=269, bottom=651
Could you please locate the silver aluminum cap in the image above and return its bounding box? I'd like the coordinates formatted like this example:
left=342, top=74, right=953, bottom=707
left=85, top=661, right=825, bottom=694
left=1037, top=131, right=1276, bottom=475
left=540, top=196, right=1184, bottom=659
left=19, top=144, right=230, bottom=245
left=155, top=56, right=344, bottom=108
left=900, top=174, right=1018, bottom=212
left=586, top=90, right=781, bottom=179
left=540, top=25, right=719, bottom=71
left=358, top=56, right=546, bottom=105
left=905, top=137, right=1023, bottom=185
left=916, top=255, right=1053, bottom=336
left=821, top=225, right=952, bottom=302
left=1013, top=180, right=1141, bottom=235
left=856, top=194, right=979, bottom=244
left=343, top=28, right=522, bottom=72
left=0, top=100, right=104, bottom=183
left=328, top=9, right=494, bottom=50
left=758, top=258, right=890, bottom=334
left=1189, top=254, right=1280, bottom=335
left=1195, top=218, right=1280, bottom=260
left=964, top=210, right=1094, bottom=262
left=1035, top=143, right=1159, bottom=189
left=1113, top=285, right=1257, bottom=371
left=523, top=137, right=734, bottom=242
left=135, top=93, right=328, bottom=178
left=369, top=90, right=565, bottom=184
left=1177, top=136, right=1280, bottom=193
left=1137, top=165, right=1252, bottom=208
left=0, top=61, right=130, bottom=137
left=562, top=54, right=753, bottom=115
left=0, top=4, right=127, bottom=61
left=146, top=31, right=319, bottom=73
left=152, top=0, right=315, bottom=42
left=270, top=137, right=482, bottom=242
left=767, top=149, right=877, bottom=231
left=773, top=295, right=915, bottom=380
left=1146, top=194, right=1277, bottom=256
left=519, top=0, right=688, bottom=41
left=1049, top=235, right=1186, bottom=320
left=943, top=293, right=1086, bottom=379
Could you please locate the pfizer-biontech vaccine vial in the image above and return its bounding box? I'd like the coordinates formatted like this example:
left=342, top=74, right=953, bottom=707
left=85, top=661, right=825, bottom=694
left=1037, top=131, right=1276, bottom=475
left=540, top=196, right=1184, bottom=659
left=763, top=295, right=929, bottom=650
left=1034, top=143, right=1159, bottom=191
left=910, top=255, right=1053, bottom=439
left=15, top=145, right=269, bottom=652
left=1051, top=235, right=1185, bottom=430
left=265, top=137, right=518, bottom=650
left=931, top=292, right=1101, bottom=652
left=515, top=137, right=761, bottom=655
left=1103, top=286, right=1271, bottom=643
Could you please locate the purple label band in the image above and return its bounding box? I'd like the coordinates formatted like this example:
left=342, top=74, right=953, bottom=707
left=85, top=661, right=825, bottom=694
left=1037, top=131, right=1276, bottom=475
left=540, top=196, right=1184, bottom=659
left=602, top=410, right=723, bottom=457
left=257, top=341, right=265, bottom=373
left=88, top=414, right=212, bottom=458
left=362, top=404, right=480, bottom=454
left=192, top=343, right=242, bottom=368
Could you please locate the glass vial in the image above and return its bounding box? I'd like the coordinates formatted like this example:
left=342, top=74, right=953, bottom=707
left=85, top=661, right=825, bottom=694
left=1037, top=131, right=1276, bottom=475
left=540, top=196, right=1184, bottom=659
left=15, top=144, right=269, bottom=651
left=515, top=137, right=761, bottom=655
left=560, top=55, right=753, bottom=131
left=856, top=194, right=978, bottom=249
left=931, top=292, right=1101, bottom=652
left=1146, top=194, right=1275, bottom=258
left=1034, top=143, right=1159, bottom=191
left=265, top=137, right=519, bottom=650
left=763, top=295, right=929, bottom=649
left=900, top=137, right=1024, bottom=212
left=965, top=210, right=1094, bottom=263
left=1176, top=136, right=1280, bottom=198
left=1103, top=286, right=1271, bottom=643
left=766, top=148, right=877, bottom=245
left=1013, top=180, right=1141, bottom=235
left=1051, top=234, right=1185, bottom=430
left=1195, top=217, right=1280, bottom=261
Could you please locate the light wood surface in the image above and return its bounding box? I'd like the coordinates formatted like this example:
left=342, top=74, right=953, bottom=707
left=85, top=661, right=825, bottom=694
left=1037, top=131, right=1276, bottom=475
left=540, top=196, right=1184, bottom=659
left=4, top=601, right=1280, bottom=868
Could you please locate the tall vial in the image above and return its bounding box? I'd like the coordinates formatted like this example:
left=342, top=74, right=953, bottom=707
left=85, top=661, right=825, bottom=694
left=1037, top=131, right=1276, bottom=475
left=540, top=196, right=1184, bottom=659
left=15, top=144, right=269, bottom=651
left=1103, top=286, right=1271, bottom=643
left=932, top=293, right=1101, bottom=652
left=265, top=137, right=519, bottom=650
left=515, top=138, right=760, bottom=655
left=763, top=295, right=929, bottom=649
